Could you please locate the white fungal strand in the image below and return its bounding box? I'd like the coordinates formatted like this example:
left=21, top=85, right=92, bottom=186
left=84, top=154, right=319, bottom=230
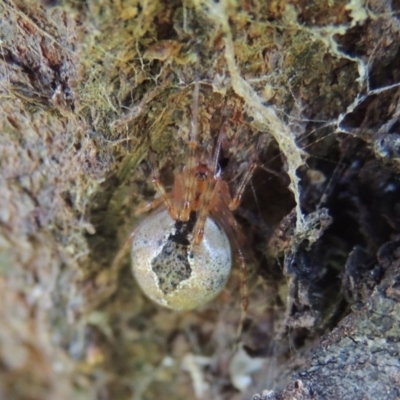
left=131, top=209, right=232, bottom=310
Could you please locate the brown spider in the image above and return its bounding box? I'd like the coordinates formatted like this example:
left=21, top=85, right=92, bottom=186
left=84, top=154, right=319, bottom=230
left=131, top=82, right=256, bottom=330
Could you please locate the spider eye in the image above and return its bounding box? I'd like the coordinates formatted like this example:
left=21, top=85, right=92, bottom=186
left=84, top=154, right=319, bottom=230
left=196, top=171, right=208, bottom=180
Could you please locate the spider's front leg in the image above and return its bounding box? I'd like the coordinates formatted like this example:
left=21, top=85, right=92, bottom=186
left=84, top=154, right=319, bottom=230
left=192, top=172, right=219, bottom=245
left=149, top=154, right=179, bottom=220
left=179, top=141, right=198, bottom=222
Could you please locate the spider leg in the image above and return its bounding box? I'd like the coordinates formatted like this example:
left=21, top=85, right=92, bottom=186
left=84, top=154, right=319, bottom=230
left=179, top=141, right=197, bottom=221
left=192, top=175, right=217, bottom=245
left=171, top=172, right=185, bottom=215
left=236, top=246, right=248, bottom=339
left=180, top=76, right=201, bottom=222
left=194, top=183, right=250, bottom=337
left=134, top=196, right=165, bottom=216
left=192, top=120, right=227, bottom=244
left=229, top=161, right=257, bottom=211
left=149, top=154, right=179, bottom=219
left=211, top=120, right=226, bottom=172
left=212, top=179, right=249, bottom=339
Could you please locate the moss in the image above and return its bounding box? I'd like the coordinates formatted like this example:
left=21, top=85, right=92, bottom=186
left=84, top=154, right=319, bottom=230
left=1, top=0, right=400, bottom=399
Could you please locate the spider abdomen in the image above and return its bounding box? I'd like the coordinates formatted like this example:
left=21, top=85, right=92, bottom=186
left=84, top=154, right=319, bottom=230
left=131, top=209, right=232, bottom=310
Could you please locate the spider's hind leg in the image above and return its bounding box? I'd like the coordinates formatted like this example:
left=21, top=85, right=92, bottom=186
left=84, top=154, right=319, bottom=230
left=211, top=179, right=251, bottom=340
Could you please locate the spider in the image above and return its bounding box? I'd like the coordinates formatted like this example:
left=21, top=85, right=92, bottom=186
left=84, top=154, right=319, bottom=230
left=131, top=81, right=256, bottom=329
